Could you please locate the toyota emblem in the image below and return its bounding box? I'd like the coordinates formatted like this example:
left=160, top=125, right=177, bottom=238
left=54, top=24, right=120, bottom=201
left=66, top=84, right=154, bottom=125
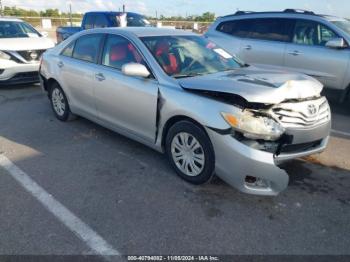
left=307, top=104, right=318, bottom=116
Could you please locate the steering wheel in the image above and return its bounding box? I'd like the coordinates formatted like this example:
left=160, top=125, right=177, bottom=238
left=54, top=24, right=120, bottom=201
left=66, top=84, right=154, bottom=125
left=180, top=59, right=197, bottom=74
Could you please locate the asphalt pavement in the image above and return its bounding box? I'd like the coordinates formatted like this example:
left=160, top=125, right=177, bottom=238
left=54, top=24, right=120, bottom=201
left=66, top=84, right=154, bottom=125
left=0, top=84, right=349, bottom=259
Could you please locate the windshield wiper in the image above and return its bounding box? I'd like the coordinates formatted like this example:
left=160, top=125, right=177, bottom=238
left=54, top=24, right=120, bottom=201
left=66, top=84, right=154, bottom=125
left=173, top=72, right=206, bottom=79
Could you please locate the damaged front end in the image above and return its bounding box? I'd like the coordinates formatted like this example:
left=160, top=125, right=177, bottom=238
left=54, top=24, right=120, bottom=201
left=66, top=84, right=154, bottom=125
left=189, top=88, right=331, bottom=161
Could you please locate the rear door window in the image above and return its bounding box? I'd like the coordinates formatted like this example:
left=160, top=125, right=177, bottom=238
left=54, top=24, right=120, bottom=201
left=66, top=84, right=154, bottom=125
left=217, top=18, right=294, bottom=42
left=72, top=34, right=104, bottom=63
left=247, top=18, right=294, bottom=42
left=216, top=20, right=251, bottom=38
left=61, top=41, right=75, bottom=57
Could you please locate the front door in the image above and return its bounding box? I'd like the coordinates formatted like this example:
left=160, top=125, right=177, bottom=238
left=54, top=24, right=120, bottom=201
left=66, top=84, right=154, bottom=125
left=94, top=34, right=159, bottom=143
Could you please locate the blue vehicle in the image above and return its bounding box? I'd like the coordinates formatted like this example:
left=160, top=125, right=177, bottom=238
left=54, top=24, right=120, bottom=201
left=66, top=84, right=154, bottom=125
left=56, top=11, right=151, bottom=43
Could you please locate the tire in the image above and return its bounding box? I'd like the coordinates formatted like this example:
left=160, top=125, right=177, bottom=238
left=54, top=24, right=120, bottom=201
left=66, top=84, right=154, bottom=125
left=49, top=82, right=76, bottom=121
left=165, top=120, right=215, bottom=185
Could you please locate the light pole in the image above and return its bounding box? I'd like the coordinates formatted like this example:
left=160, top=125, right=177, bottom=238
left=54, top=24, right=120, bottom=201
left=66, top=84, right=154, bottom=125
left=69, top=3, right=72, bottom=26
left=0, top=0, right=3, bottom=17
left=67, top=1, right=73, bottom=26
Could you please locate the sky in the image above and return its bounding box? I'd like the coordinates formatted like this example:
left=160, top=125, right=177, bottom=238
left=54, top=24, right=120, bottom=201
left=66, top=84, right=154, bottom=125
left=3, top=0, right=350, bottom=18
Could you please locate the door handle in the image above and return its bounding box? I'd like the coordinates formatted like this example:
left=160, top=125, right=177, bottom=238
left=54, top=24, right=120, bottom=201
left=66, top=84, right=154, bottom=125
left=244, top=45, right=252, bottom=50
left=57, top=61, right=64, bottom=68
left=95, top=73, right=105, bottom=81
left=288, top=50, right=302, bottom=56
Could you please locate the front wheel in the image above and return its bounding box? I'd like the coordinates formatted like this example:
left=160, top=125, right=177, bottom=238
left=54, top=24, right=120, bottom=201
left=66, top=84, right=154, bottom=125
left=165, top=120, right=215, bottom=185
left=49, top=82, right=76, bottom=121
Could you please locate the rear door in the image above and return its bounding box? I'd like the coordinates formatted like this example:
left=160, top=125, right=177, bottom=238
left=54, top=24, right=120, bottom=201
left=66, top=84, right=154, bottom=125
left=93, top=34, right=159, bottom=143
left=284, top=19, right=349, bottom=89
left=238, top=18, right=294, bottom=67
left=57, top=33, right=104, bottom=117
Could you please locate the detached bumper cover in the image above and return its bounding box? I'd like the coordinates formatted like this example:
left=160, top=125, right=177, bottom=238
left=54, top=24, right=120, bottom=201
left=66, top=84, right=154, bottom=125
left=206, top=120, right=330, bottom=196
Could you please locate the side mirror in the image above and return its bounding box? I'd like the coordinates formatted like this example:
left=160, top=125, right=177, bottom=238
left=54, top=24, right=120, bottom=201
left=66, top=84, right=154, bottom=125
left=326, top=38, right=347, bottom=49
left=122, top=63, right=150, bottom=78
left=41, top=31, right=49, bottom=38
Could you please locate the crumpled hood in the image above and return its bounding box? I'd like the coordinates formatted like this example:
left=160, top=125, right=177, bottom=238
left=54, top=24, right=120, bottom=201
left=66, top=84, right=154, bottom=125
left=0, top=37, right=55, bottom=51
left=178, top=66, right=323, bottom=104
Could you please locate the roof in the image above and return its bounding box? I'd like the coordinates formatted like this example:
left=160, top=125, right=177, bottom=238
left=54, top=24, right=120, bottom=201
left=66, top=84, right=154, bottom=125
left=217, top=9, right=344, bottom=20
left=85, top=11, right=144, bottom=17
left=101, top=27, right=196, bottom=37
left=322, top=15, right=349, bottom=22
left=0, top=17, right=23, bottom=22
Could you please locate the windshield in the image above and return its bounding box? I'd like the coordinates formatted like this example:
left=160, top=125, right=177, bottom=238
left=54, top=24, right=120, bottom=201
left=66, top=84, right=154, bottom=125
left=0, top=21, right=41, bottom=38
left=141, top=35, right=243, bottom=78
left=331, top=20, right=350, bottom=35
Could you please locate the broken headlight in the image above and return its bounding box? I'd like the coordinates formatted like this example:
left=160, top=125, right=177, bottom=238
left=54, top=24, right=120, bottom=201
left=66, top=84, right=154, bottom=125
left=221, top=110, right=285, bottom=141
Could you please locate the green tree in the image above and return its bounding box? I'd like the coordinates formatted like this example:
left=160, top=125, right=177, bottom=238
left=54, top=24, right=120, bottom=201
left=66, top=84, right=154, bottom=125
left=195, top=12, right=215, bottom=22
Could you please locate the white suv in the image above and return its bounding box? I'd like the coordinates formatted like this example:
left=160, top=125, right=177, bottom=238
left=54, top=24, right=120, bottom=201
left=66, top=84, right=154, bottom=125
left=206, top=9, right=350, bottom=102
left=0, top=17, right=54, bottom=85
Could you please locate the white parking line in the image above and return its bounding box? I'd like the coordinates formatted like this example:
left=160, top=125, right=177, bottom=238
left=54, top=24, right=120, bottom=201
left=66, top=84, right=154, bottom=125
left=0, top=154, right=120, bottom=257
left=331, top=129, right=350, bottom=138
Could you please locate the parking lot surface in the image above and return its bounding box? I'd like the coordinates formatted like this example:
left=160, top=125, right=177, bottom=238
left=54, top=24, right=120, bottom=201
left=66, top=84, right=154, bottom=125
left=0, top=85, right=350, bottom=258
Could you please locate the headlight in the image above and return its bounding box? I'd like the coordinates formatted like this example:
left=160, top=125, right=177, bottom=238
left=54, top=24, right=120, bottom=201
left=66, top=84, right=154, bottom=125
left=221, top=111, right=285, bottom=141
left=0, top=51, right=11, bottom=60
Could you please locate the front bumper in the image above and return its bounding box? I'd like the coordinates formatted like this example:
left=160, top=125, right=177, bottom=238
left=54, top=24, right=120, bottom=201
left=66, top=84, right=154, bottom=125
left=0, top=61, right=40, bottom=85
left=206, top=121, right=330, bottom=196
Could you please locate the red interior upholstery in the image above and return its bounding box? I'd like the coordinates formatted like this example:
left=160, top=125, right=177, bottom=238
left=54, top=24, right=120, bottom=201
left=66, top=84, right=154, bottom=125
left=110, top=44, right=128, bottom=62
left=155, top=41, right=179, bottom=75
left=127, top=43, right=143, bottom=63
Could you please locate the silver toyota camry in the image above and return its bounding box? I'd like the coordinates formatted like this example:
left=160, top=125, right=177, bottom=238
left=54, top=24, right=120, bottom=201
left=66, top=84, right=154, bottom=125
left=39, top=27, right=331, bottom=196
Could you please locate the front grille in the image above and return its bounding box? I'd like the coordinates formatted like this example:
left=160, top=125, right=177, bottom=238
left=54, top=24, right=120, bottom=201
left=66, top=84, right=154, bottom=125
left=16, top=49, right=46, bottom=62
left=15, top=72, right=39, bottom=78
left=279, top=140, right=322, bottom=154
left=271, top=97, right=330, bottom=128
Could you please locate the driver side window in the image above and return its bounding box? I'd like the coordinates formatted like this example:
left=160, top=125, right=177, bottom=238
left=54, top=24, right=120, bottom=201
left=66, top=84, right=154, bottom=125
left=102, top=34, right=145, bottom=70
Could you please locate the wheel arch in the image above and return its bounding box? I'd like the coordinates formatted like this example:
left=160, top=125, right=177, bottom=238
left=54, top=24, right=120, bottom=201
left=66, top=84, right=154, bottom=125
left=339, top=83, right=350, bottom=103
left=161, top=115, right=210, bottom=150
left=42, top=77, right=60, bottom=95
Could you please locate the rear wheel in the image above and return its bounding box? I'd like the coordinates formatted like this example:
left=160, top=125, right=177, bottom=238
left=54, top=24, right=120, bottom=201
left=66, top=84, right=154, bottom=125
left=165, top=120, right=215, bottom=185
left=49, top=82, right=76, bottom=121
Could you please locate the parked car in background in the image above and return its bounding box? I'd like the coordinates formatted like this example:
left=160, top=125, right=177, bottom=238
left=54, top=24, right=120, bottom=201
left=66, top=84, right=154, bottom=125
left=40, top=27, right=330, bottom=196
left=56, top=11, right=151, bottom=43
left=206, top=9, right=350, bottom=103
left=0, top=17, right=55, bottom=85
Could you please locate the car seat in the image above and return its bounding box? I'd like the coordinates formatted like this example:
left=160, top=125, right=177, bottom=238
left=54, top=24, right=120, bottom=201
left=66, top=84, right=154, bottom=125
left=154, top=40, right=180, bottom=75
left=109, top=43, right=135, bottom=69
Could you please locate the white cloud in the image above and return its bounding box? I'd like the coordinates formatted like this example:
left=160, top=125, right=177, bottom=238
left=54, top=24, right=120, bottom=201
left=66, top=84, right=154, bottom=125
left=3, top=0, right=148, bottom=14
